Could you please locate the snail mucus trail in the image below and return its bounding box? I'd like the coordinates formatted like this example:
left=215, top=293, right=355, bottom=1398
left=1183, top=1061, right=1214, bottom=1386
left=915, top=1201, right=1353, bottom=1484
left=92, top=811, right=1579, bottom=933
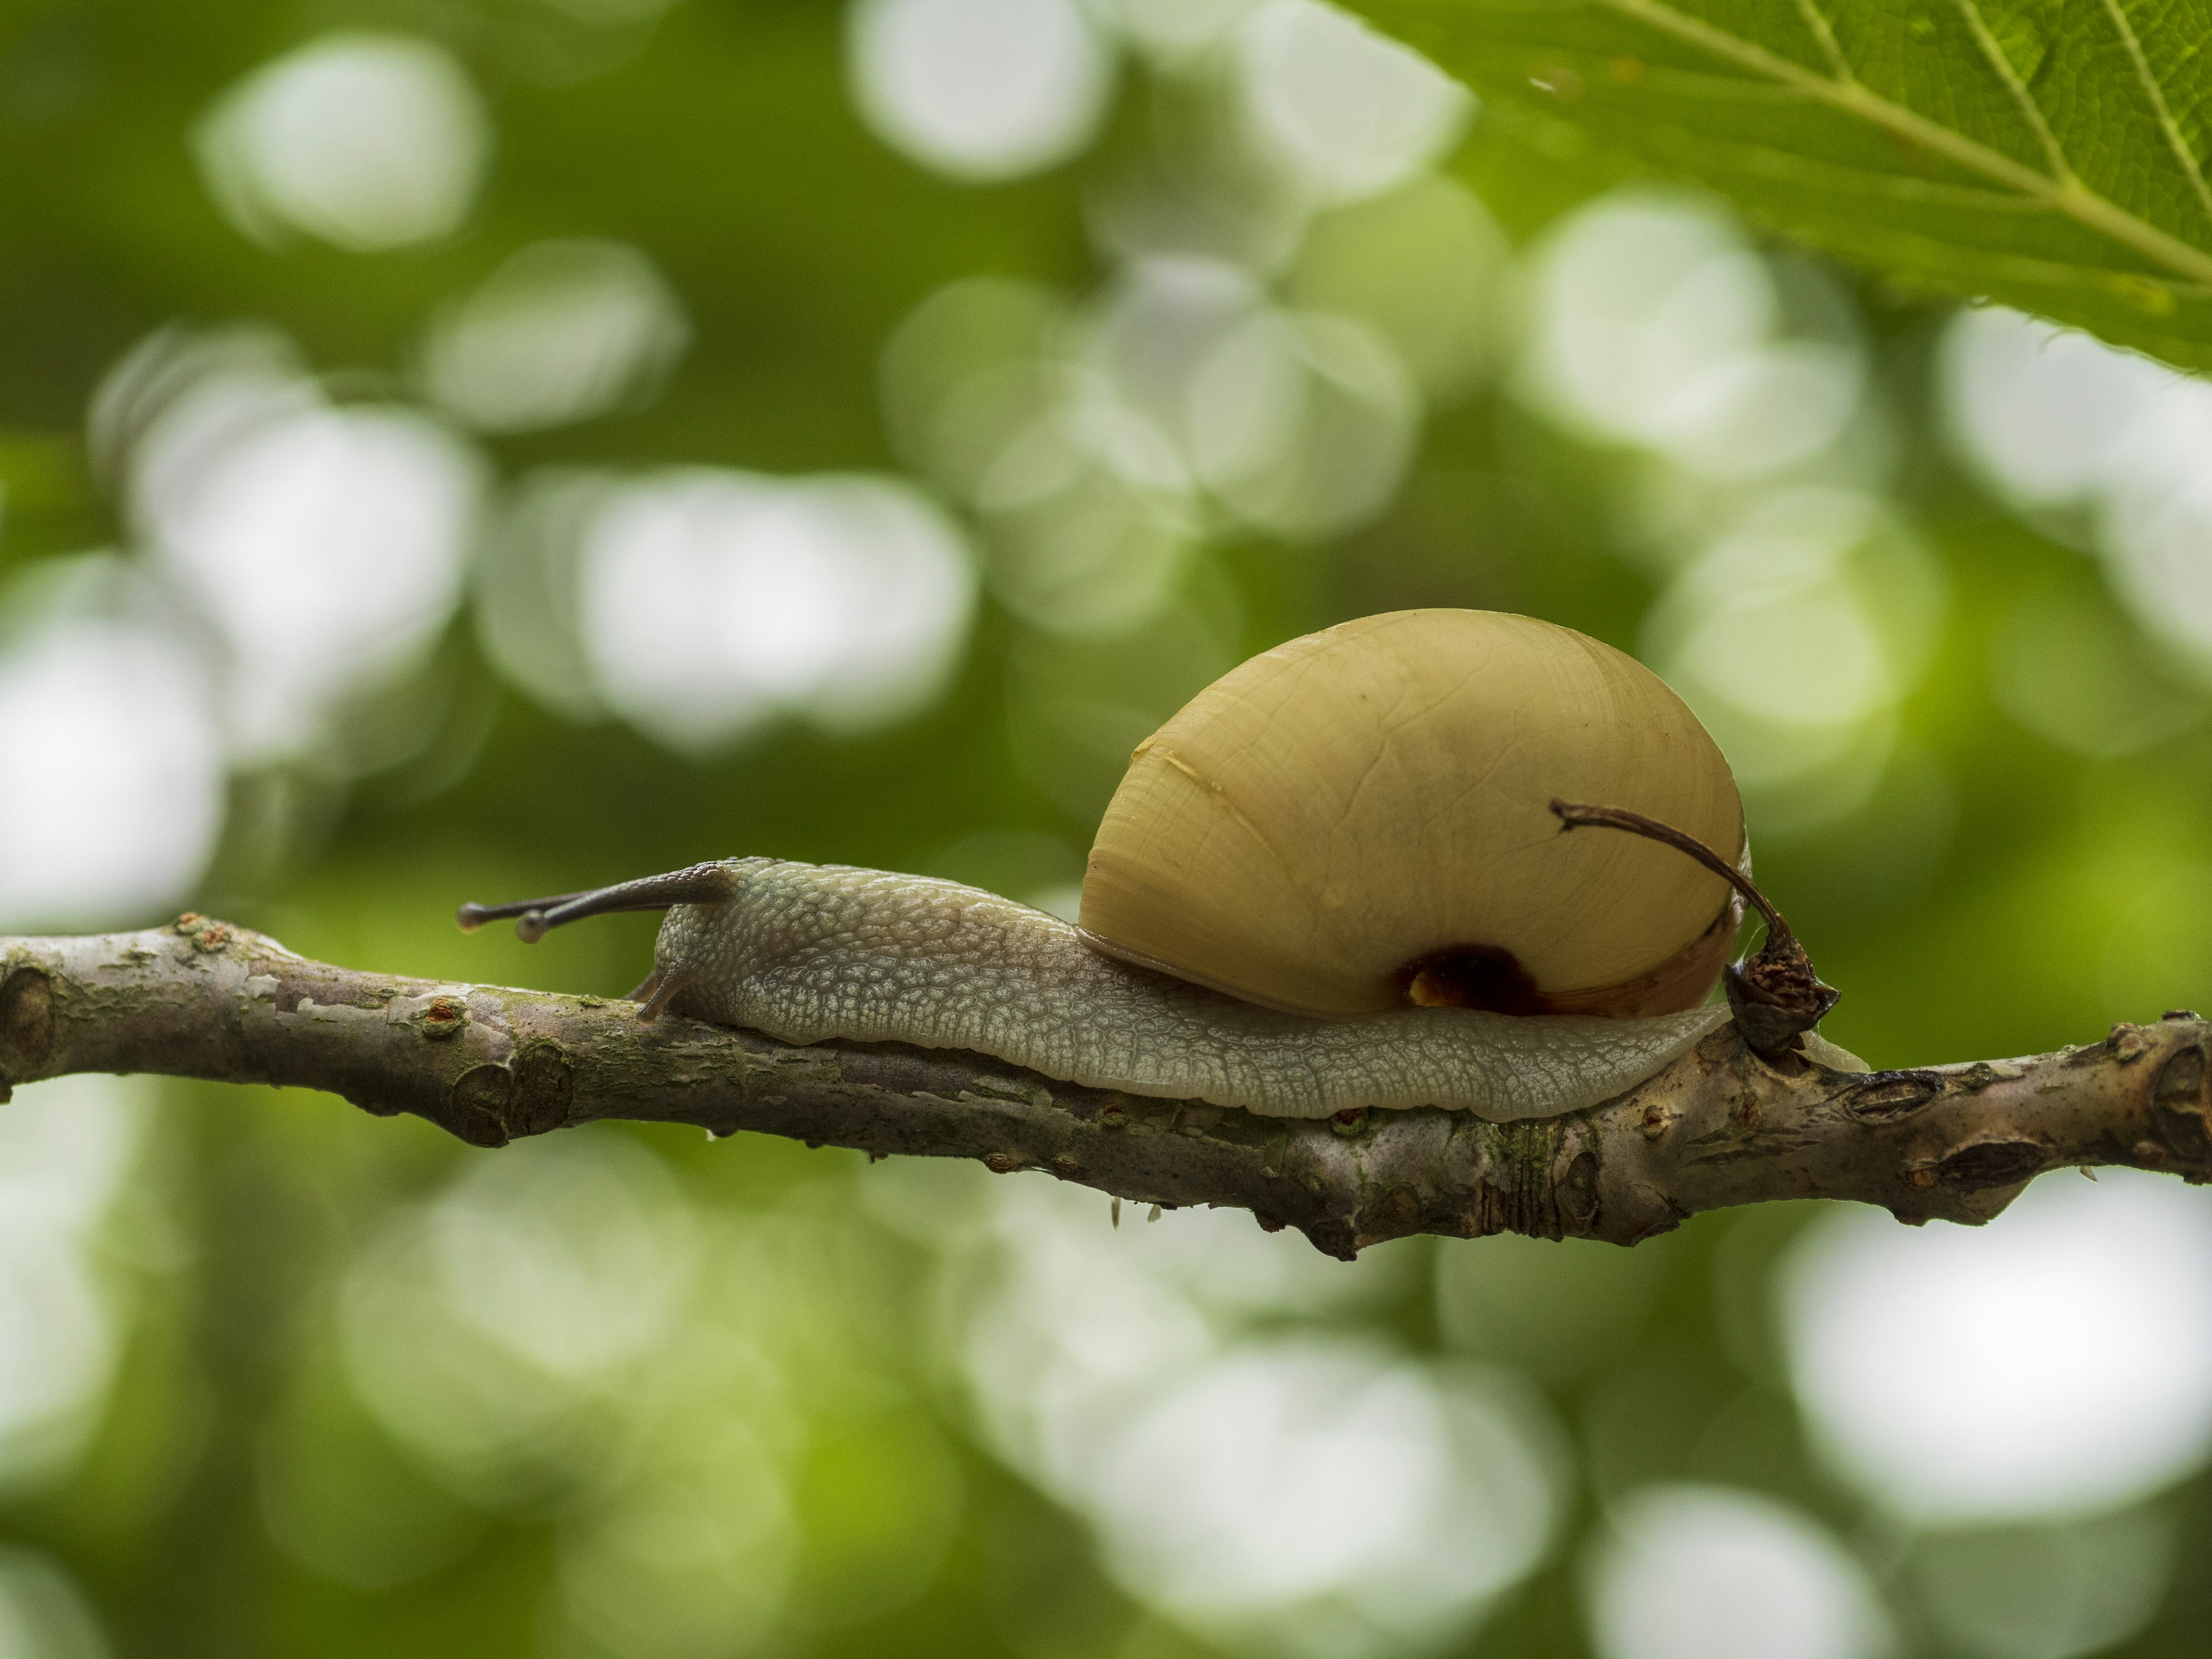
left=457, top=610, right=1855, bottom=1121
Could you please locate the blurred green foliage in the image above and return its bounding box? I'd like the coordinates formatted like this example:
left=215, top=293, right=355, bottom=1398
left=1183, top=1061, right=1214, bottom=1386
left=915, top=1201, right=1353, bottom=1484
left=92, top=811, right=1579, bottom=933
left=6, top=4, right=2212, bottom=1659
left=1364, top=0, right=2212, bottom=372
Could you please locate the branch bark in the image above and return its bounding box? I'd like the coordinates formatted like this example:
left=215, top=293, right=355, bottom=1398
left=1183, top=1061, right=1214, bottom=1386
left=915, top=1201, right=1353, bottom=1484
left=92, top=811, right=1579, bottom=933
left=4, top=918, right=2209, bottom=1258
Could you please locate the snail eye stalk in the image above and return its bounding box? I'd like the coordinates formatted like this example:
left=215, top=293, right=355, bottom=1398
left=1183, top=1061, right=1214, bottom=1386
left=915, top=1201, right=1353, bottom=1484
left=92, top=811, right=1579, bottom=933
left=1550, top=799, right=1839, bottom=1056
left=456, top=863, right=738, bottom=944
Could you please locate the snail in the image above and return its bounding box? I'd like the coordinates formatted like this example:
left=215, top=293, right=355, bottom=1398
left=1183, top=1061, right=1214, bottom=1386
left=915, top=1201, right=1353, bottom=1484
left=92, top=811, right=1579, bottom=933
left=461, top=609, right=1858, bottom=1121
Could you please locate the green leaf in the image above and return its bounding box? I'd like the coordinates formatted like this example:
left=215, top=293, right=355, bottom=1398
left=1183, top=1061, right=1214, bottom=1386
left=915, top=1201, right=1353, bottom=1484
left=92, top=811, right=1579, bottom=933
left=1350, top=0, right=2212, bottom=370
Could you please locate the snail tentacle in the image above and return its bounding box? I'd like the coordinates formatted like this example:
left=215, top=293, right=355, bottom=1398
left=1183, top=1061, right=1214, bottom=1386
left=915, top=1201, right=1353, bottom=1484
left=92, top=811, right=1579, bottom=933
left=457, top=864, right=738, bottom=943
left=1550, top=798, right=1841, bottom=1056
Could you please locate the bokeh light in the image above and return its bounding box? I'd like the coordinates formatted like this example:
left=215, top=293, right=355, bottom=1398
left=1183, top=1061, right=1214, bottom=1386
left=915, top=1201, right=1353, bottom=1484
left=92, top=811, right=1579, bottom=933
left=0, top=1077, right=145, bottom=1497
left=945, top=1177, right=1562, bottom=1657
left=1233, top=0, right=1472, bottom=203
left=1942, top=305, right=2212, bottom=672
left=1643, top=488, right=1946, bottom=830
left=1782, top=1172, right=2212, bottom=1522
left=1584, top=1484, right=1892, bottom=1659
left=1520, top=195, right=1865, bottom=482
left=340, top=1130, right=705, bottom=1497
left=847, top=0, right=1116, bottom=183
left=325, top=1127, right=987, bottom=1654
left=0, top=1547, right=110, bottom=1659
left=111, top=327, right=484, bottom=763
left=882, top=248, right=1432, bottom=635
left=565, top=469, right=975, bottom=751
left=1938, top=306, right=2173, bottom=512
left=194, top=33, right=491, bottom=252
left=1289, top=174, right=1508, bottom=400
left=0, top=562, right=223, bottom=930
left=1094, top=1343, right=1559, bottom=1656
left=1097, top=0, right=1263, bottom=63
left=1185, top=306, right=1420, bottom=538
left=419, top=240, right=691, bottom=434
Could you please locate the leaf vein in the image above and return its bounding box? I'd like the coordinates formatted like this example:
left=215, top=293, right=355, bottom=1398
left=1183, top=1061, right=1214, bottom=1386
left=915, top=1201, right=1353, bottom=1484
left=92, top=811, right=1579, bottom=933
left=2096, top=0, right=2212, bottom=233
left=1949, top=0, right=2070, bottom=179
left=1588, top=0, right=2212, bottom=285
left=1790, top=0, right=1852, bottom=79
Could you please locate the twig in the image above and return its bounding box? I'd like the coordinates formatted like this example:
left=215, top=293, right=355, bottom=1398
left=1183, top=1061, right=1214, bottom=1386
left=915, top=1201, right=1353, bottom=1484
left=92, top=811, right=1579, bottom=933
left=2, top=919, right=2207, bottom=1257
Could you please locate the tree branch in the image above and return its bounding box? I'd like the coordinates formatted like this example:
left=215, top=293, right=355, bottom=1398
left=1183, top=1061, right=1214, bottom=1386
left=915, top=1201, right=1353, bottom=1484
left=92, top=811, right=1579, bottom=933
left=4, top=918, right=2209, bottom=1258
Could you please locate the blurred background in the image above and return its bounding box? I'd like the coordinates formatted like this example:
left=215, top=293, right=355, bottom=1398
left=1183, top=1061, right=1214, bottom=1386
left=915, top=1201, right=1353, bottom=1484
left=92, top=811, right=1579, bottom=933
left=5, top=1, right=2212, bottom=1655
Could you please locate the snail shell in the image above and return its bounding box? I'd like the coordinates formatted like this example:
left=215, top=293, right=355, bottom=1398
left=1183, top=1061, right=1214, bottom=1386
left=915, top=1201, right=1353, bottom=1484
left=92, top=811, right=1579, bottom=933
left=1080, top=609, right=1744, bottom=1020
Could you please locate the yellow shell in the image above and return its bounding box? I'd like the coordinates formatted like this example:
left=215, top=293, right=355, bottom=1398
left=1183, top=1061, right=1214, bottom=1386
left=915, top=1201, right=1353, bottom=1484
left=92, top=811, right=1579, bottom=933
left=1078, top=609, right=1744, bottom=1020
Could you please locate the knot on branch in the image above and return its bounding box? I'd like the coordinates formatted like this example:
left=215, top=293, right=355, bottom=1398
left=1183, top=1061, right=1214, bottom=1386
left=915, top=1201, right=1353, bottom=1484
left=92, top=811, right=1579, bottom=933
left=2152, top=1041, right=2211, bottom=1172
left=441, top=1041, right=577, bottom=1149
left=1930, top=1139, right=2048, bottom=1192
left=0, top=967, right=54, bottom=1098
left=1844, top=1070, right=1944, bottom=1121
left=1468, top=1117, right=1579, bottom=1240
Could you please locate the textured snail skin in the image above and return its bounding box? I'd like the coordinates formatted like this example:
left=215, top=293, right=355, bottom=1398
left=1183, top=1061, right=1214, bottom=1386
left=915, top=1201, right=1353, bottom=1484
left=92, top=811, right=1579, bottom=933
left=651, top=859, right=1733, bottom=1123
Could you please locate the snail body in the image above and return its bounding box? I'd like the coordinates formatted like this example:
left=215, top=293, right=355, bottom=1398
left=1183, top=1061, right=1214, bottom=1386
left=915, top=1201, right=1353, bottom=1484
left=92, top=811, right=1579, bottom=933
left=462, top=610, right=1821, bottom=1122
left=642, top=857, right=1732, bottom=1120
